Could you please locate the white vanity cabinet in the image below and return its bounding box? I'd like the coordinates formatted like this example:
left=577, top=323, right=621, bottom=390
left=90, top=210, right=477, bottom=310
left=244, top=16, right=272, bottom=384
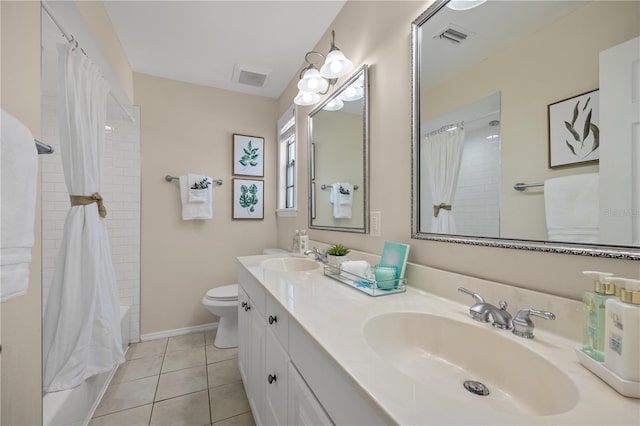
left=238, top=267, right=332, bottom=426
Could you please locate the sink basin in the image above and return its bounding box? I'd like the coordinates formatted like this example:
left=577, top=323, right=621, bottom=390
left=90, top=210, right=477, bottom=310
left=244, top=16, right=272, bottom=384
left=261, top=257, right=322, bottom=273
left=364, top=312, right=579, bottom=417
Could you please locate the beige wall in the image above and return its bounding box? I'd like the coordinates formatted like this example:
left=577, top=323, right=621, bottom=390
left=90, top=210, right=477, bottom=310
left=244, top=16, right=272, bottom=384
left=135, top=73, right=279, bottom=334
left=75, top=0, right=134, bottom=103
left=276, top=0, right=640, bottom=301
left=0, top=1, right=43, bottom=425
left=423, top=1, right=639, bottom=240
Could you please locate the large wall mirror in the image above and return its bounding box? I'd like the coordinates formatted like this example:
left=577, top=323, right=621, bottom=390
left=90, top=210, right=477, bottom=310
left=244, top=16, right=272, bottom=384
left=411, top=0, right=640, bottom=259
left=309, top=65, right=369, bottom=233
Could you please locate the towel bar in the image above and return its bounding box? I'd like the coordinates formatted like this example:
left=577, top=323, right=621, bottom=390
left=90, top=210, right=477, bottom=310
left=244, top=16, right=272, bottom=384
left=165, top=175, right=223, bottom=185
left=320, top=184, right=359, bottom=190
left=35, top=139, right=54, bottom=154
left=513, top=182, right=543, bottom=191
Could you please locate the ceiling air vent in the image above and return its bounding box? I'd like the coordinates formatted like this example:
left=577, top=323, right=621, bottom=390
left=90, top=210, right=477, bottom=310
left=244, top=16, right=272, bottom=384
left=232, top=64, right=270, bottom=88
left=435, top=25, right=469, bottom=44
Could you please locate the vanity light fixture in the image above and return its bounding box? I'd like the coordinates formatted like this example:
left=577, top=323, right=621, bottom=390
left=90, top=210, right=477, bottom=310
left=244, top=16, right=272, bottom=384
left=294, top=30, right=353, bottom=106
left=446, top=0, right=488, bottom=11
left=323, top=98, right=344, bottom=111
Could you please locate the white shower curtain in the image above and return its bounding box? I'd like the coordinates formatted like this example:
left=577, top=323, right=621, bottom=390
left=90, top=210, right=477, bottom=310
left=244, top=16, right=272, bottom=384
left=43, top=43, right=124, bottom=392
left=423, top=125, right=465, bottom=233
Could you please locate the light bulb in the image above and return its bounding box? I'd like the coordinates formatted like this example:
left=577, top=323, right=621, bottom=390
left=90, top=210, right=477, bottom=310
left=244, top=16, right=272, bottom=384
left=330, top=60, right=342, bottom=74
left=303, top=93, right=313, bottom=103
left=307, top=78, right=319, bottom=90
left=345, top=87, right=355, bottom=97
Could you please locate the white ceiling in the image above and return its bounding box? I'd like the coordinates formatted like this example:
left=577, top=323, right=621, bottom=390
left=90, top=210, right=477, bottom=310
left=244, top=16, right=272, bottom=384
left=102, top=1, right=347, bottom=99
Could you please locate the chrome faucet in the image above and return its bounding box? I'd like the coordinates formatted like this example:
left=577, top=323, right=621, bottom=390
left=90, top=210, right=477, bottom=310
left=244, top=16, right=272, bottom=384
left=458, top=287, right=512, bottom=329
left=304, top=247, right=328, bottom=263
left=512, top=308, right=555, bottom=338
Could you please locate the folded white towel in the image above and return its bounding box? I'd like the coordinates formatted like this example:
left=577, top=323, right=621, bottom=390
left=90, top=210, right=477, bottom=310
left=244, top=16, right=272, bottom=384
left=179, top=174, right=212, bottom=220
left=330, top=182, right=354, bottom=219
left=340, top=260, right=371, bottom=279
left=188, top=173, right=210, bottom=203
left=544, top=173, right=599, bottom=243
left=1, top=110, right=38, bottom=302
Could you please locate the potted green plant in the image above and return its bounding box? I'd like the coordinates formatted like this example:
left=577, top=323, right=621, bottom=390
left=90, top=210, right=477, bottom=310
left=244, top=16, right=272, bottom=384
left=326, top=244, right=350, bottom=266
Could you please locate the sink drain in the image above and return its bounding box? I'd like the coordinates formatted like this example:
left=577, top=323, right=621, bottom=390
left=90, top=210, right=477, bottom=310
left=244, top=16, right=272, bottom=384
left=463, top=380, right=490, bottom=396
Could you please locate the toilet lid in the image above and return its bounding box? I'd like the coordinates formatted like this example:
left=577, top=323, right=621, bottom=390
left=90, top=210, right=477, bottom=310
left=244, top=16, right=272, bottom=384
left=206, top=284, right=238, bottom=301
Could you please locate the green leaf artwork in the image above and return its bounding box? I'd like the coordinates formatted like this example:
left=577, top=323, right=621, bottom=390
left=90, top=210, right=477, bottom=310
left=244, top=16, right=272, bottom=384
left=239, top=184, right=259, bottom=214
left=562, top=96, right=599, bottom=159
left=238, top=140, right=260, bottom=169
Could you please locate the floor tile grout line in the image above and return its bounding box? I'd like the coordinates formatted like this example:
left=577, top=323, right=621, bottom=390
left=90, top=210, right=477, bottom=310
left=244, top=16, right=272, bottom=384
left=148, top=338, right=168, bottom=425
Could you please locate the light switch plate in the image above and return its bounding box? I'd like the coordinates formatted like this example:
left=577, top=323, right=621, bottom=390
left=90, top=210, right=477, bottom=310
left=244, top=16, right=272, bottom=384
left=370, top=211, right=381, bottom=237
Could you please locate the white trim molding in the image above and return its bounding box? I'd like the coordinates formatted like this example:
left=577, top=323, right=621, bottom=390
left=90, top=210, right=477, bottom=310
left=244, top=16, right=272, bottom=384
left=140, top=322, right=218, bottom=342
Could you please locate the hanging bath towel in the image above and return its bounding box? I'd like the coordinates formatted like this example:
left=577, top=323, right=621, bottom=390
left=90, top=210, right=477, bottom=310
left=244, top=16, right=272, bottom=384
left=330, top=182, right=353, bottom=219
left=0, top=110, right=38, bottom=302
left=180, top=174, right=213, bottom=220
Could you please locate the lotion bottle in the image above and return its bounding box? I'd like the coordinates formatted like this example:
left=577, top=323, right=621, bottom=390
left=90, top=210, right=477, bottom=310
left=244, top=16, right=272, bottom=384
left=582, top=271, right=616, bottom=362
left=605, top=277, right=640, bottom=381
left=292, top=230, right=300, bottom=253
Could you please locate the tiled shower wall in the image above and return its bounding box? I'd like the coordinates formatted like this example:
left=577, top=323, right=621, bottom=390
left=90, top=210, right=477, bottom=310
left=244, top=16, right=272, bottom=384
left=41, top=95, right=141, bottom=343
left=453, top=131, right=501, bottom=237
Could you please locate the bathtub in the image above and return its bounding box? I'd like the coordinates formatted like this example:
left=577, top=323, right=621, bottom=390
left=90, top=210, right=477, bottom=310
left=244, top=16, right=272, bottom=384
left=43, top=306, right=131, bottom=426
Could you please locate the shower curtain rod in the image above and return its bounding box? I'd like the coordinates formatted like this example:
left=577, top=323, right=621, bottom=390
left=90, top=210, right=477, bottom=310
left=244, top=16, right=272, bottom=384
left=41, top=2, right=136, bottom=123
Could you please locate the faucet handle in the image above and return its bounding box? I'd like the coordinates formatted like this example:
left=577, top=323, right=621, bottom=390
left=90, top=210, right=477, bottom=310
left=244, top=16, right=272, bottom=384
left=512, top=308, right=556, bottom=339
left=457, top=287, right=485, bottom=304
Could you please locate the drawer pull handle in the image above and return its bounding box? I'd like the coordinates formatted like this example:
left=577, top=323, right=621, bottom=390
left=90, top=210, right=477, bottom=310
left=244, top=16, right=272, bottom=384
left=267, top=374, right=277, bottom=384
left=244, top=304, right=251, bottom=311
left=268, top=315, right=278, bottom=325
left=241, top=302, right=247, bottom=308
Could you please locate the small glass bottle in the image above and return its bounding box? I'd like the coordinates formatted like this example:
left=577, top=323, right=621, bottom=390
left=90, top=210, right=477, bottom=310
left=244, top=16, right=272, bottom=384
left=582, top=271, right=616, bottom=362
left=299, top=230, right=309, bottom=253
left=605, top=277, right=640, bottom=381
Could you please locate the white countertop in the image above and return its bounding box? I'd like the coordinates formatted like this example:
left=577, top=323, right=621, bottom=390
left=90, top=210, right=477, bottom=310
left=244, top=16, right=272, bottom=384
left=238, top=254, right=640, bottom=425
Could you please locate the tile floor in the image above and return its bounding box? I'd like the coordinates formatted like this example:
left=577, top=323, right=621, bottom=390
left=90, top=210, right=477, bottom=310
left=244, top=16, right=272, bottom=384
left=90, top=331, right=255, bottom=426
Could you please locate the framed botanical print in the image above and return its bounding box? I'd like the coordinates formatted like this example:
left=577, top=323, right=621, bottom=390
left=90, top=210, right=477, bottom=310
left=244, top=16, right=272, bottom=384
left=233, top=134, right=264, bottom=177
left=232, top=178, right=264, bottom=220
left=548, top=89, right=600, bottom=168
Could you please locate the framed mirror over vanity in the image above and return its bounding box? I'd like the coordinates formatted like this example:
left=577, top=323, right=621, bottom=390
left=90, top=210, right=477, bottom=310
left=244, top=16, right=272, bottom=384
left=308, top=65, right=369, bottom=233
left=411, top=0, right=640, bottom=259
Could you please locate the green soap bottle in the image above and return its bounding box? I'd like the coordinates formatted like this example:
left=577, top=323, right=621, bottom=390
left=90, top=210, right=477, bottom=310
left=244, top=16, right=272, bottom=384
left=582, top=271, right=616, bottom=362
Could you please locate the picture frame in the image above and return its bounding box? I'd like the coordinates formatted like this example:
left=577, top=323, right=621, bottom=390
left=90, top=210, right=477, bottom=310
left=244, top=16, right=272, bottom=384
left=548, top=89, right=600, bottom=169
left=233, top=133, right=264, bottom=177
left=232, top=178, right=264, bottom=220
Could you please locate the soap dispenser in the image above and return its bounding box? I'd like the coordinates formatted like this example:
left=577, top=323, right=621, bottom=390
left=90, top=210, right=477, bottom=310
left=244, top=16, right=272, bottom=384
left=299, top=230, right=309, bottom=253
left=292, top=230, right=300, bottom=253
left=604, top=277, right=640, bottom=381
left=582, top=271, right=616, bottom=362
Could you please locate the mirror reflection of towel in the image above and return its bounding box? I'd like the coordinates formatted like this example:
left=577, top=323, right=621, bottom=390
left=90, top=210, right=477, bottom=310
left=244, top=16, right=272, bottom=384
left=544, top=173, right=599, bottom=243
left=330, top=182, right=353, bottom=219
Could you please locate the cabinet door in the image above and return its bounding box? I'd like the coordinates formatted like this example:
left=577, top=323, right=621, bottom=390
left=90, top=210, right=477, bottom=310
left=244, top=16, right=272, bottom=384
left=238, top=286, right=251, bottom=384
left=264, top=329, right=289, bottom=426
left=248, top=303, right=266, bottom=425
left=288, top=363, right=332, bottom=426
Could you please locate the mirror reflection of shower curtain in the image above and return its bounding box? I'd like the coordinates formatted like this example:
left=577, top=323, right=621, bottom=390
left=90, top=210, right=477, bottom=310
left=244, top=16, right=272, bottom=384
left=423, top=125, right=465, bottom=233
left=42, top=43, right=124, bottom=392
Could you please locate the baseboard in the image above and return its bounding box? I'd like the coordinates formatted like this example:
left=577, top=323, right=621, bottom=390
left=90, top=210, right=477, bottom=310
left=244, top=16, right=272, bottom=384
left=140, top=322, right=218, bottom=342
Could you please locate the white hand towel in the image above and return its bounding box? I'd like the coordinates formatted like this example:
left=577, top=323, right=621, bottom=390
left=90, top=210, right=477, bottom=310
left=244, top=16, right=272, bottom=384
left=330, top=182, right=353, bottom=219
left=188, top=173, right=210, bottom=203
left=179, top=174, right=212, bottom=220
left=1, top=110, right=38, bottom=302
left=544, top=173, right=599, bottom=243
left=340, top=260, right=371, bottom=279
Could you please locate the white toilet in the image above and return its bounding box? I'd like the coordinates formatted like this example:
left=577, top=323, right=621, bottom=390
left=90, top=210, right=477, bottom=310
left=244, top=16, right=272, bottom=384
left=202, top=248, right=287, bottom=348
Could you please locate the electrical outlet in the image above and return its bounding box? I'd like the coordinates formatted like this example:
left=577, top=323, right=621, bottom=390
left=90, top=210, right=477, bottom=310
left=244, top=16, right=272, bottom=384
left=370, top=211, right=381, bottom=237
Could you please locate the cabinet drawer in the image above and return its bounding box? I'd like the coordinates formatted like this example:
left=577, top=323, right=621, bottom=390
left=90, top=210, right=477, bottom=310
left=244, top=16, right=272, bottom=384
left=238, top=265, right=265, bottom=313
left=266, top=295, right=289, bottom=350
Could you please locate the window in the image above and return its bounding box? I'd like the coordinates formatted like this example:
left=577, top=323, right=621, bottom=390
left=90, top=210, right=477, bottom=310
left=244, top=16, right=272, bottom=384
left=277, top=105, right=297, bottom=216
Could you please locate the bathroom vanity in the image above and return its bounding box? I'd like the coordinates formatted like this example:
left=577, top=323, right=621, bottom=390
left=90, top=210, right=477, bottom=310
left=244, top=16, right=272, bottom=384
left=237, top=254, right=639, bottom=425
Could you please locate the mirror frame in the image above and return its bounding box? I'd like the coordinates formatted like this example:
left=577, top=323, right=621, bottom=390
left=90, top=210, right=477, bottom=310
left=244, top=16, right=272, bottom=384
left=308, top=64, right=369, bottom=233
left=410, top=0, right=640, bottom=260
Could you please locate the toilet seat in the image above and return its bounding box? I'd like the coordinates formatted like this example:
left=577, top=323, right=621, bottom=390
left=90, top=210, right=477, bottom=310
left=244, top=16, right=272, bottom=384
left=205, top=284, right=238, bottom=301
